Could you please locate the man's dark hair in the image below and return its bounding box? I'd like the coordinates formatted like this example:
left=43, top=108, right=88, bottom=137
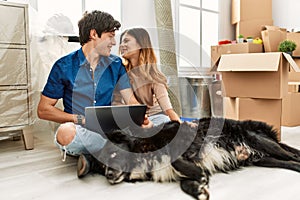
left=78, top=10, right=121, bottom=46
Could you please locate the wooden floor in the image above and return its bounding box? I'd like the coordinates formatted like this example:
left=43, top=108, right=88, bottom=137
left=1, top=120, right=300, bottom=200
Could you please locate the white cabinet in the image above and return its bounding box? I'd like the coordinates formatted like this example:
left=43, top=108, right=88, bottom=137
left=0, top=1, right=33, bottom=150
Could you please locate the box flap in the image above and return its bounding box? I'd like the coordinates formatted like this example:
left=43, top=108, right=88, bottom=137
left=210, top=57, right=221, bottom=72
left=261, top=25, right=280, bottom=31
left=283, top=52, right=300, bottom=72
left=218, top=53, right=281, bottom=72
left=261, top=25, right=286, bottom=32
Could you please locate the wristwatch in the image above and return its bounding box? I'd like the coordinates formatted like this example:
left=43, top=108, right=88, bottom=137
left=76, top=115, right=84, bottom=125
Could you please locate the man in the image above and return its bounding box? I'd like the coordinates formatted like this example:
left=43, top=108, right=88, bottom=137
left=37, top=10, right=151, bottom=178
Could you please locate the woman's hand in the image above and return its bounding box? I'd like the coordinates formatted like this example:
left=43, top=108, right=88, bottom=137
left=185, top=121, right=198, bottom=128
left=141, top=115, right=153, bottom=128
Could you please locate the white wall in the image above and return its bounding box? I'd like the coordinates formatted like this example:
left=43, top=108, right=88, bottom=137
left=218, top=0, right=300, bottom=40
left=120, top=0, right=158, bottom=45
left=119, top=0, right=161, bottom=62
left=8, top=0, right=300, bottom=39
left=273, top=0, right=300, bottom=31
left=121, top=0, right=156, bottom=30
left=219, top=0, right=235, bottom=40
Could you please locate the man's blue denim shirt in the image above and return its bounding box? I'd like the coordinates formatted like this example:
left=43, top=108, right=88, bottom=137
left=42, top=48, right=130, bottom=116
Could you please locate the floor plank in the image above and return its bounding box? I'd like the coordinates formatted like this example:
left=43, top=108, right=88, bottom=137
left=0, top=122, right=300, bottom=200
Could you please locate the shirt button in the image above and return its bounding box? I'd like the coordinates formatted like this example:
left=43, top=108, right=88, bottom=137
left=94, top=100, right=96, bottom=104
left=94, top=83, right=97, bottom=86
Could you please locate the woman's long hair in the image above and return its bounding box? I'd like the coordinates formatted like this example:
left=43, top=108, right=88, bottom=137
left=120, top=28, right=167, bottom=87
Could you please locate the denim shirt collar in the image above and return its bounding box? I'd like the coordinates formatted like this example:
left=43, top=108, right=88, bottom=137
left=78, top=47, right=88, bottom=67
left=78, top=47, right=115, bottom=69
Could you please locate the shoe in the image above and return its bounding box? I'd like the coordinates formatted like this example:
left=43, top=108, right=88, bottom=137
left=77, top=154, right=91, bottom=178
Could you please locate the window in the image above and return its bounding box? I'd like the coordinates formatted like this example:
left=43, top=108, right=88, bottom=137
left=176, top=0, right=219, bottom=71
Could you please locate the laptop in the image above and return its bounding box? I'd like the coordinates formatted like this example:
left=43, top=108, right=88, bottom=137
left=85, top=104, right=147, bottom=133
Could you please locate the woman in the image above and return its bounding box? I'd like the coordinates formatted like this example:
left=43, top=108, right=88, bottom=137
left=119, top=27, right=181, bottom=126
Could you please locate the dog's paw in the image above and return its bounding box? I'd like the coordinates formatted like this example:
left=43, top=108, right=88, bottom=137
left=198, top=185, right=209, bottom=200
left=199, top=194, right=209, bottom=200
left=198, top=188, right=209, bottom=200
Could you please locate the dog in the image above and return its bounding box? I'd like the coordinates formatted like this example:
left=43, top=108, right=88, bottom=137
left=95, top=117, right=300, bottom=200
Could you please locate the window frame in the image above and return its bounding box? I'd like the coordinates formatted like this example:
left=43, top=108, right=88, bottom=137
left=175, top=0, right=220, bottom=75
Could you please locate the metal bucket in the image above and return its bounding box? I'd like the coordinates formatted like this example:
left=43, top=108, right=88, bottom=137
left=208, top=78, right=223, bottom=118
left=179, top=76, right=213, bottom=119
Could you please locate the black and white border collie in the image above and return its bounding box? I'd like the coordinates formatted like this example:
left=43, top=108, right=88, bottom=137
left=94, top=117, right=300, bottom=200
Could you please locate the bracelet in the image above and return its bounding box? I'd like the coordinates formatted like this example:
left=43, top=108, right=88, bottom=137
left=76, top=115, right=84, bottom=125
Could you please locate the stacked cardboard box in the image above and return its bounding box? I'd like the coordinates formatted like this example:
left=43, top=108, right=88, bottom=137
left=232, top=0, right=273, bottom=39
left=283, top=57, right=300, bottom=126
left=288, top=58, right=300, bottom=82
left=224, top=97, right=282, bottom=133
left=282, top=91, right=300, bottom=127
left=257, top=19, right=300, bottom=127
left=284, top=32, right=300, bottom=126
left=213, top=52, right=300, bottom=140
left=209, top=0, right=300, bottom=132
left=287, top=32, right=300, bottom=57
left=261, top=25, right=287, bottom=52
left=236, top=19, right=273, bottom=39
left=211, top=43, right=263, bottom=67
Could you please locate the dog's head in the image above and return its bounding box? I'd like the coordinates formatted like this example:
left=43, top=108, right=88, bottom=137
left=100, top=131, right=136, bottom=184
left=101, top=142, right=129, bottom=184
left=99, top=122, right=193, bottom=184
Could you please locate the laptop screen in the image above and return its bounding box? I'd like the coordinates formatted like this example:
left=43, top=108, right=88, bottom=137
left=85, top=104, right=147, bottom=133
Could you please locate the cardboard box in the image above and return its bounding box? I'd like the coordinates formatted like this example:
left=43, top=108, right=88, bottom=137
left=282, top=92, right=300, bottom=126
left=223, top=97, right=282, bottom=139
left=231, top=0, right=273, bottom=24
left=287, top=32, right=300, bottom=57
left=214, top=52, right=300, bottom=99
left=288, top=58, right=300, bottom=82
left=211, top=43, right=263, bottom=67
left=261, top=26, right=287, bottom=52
left=236, top=19, right=273, bottom=39
left=288, top=84, right=299, bottom=93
